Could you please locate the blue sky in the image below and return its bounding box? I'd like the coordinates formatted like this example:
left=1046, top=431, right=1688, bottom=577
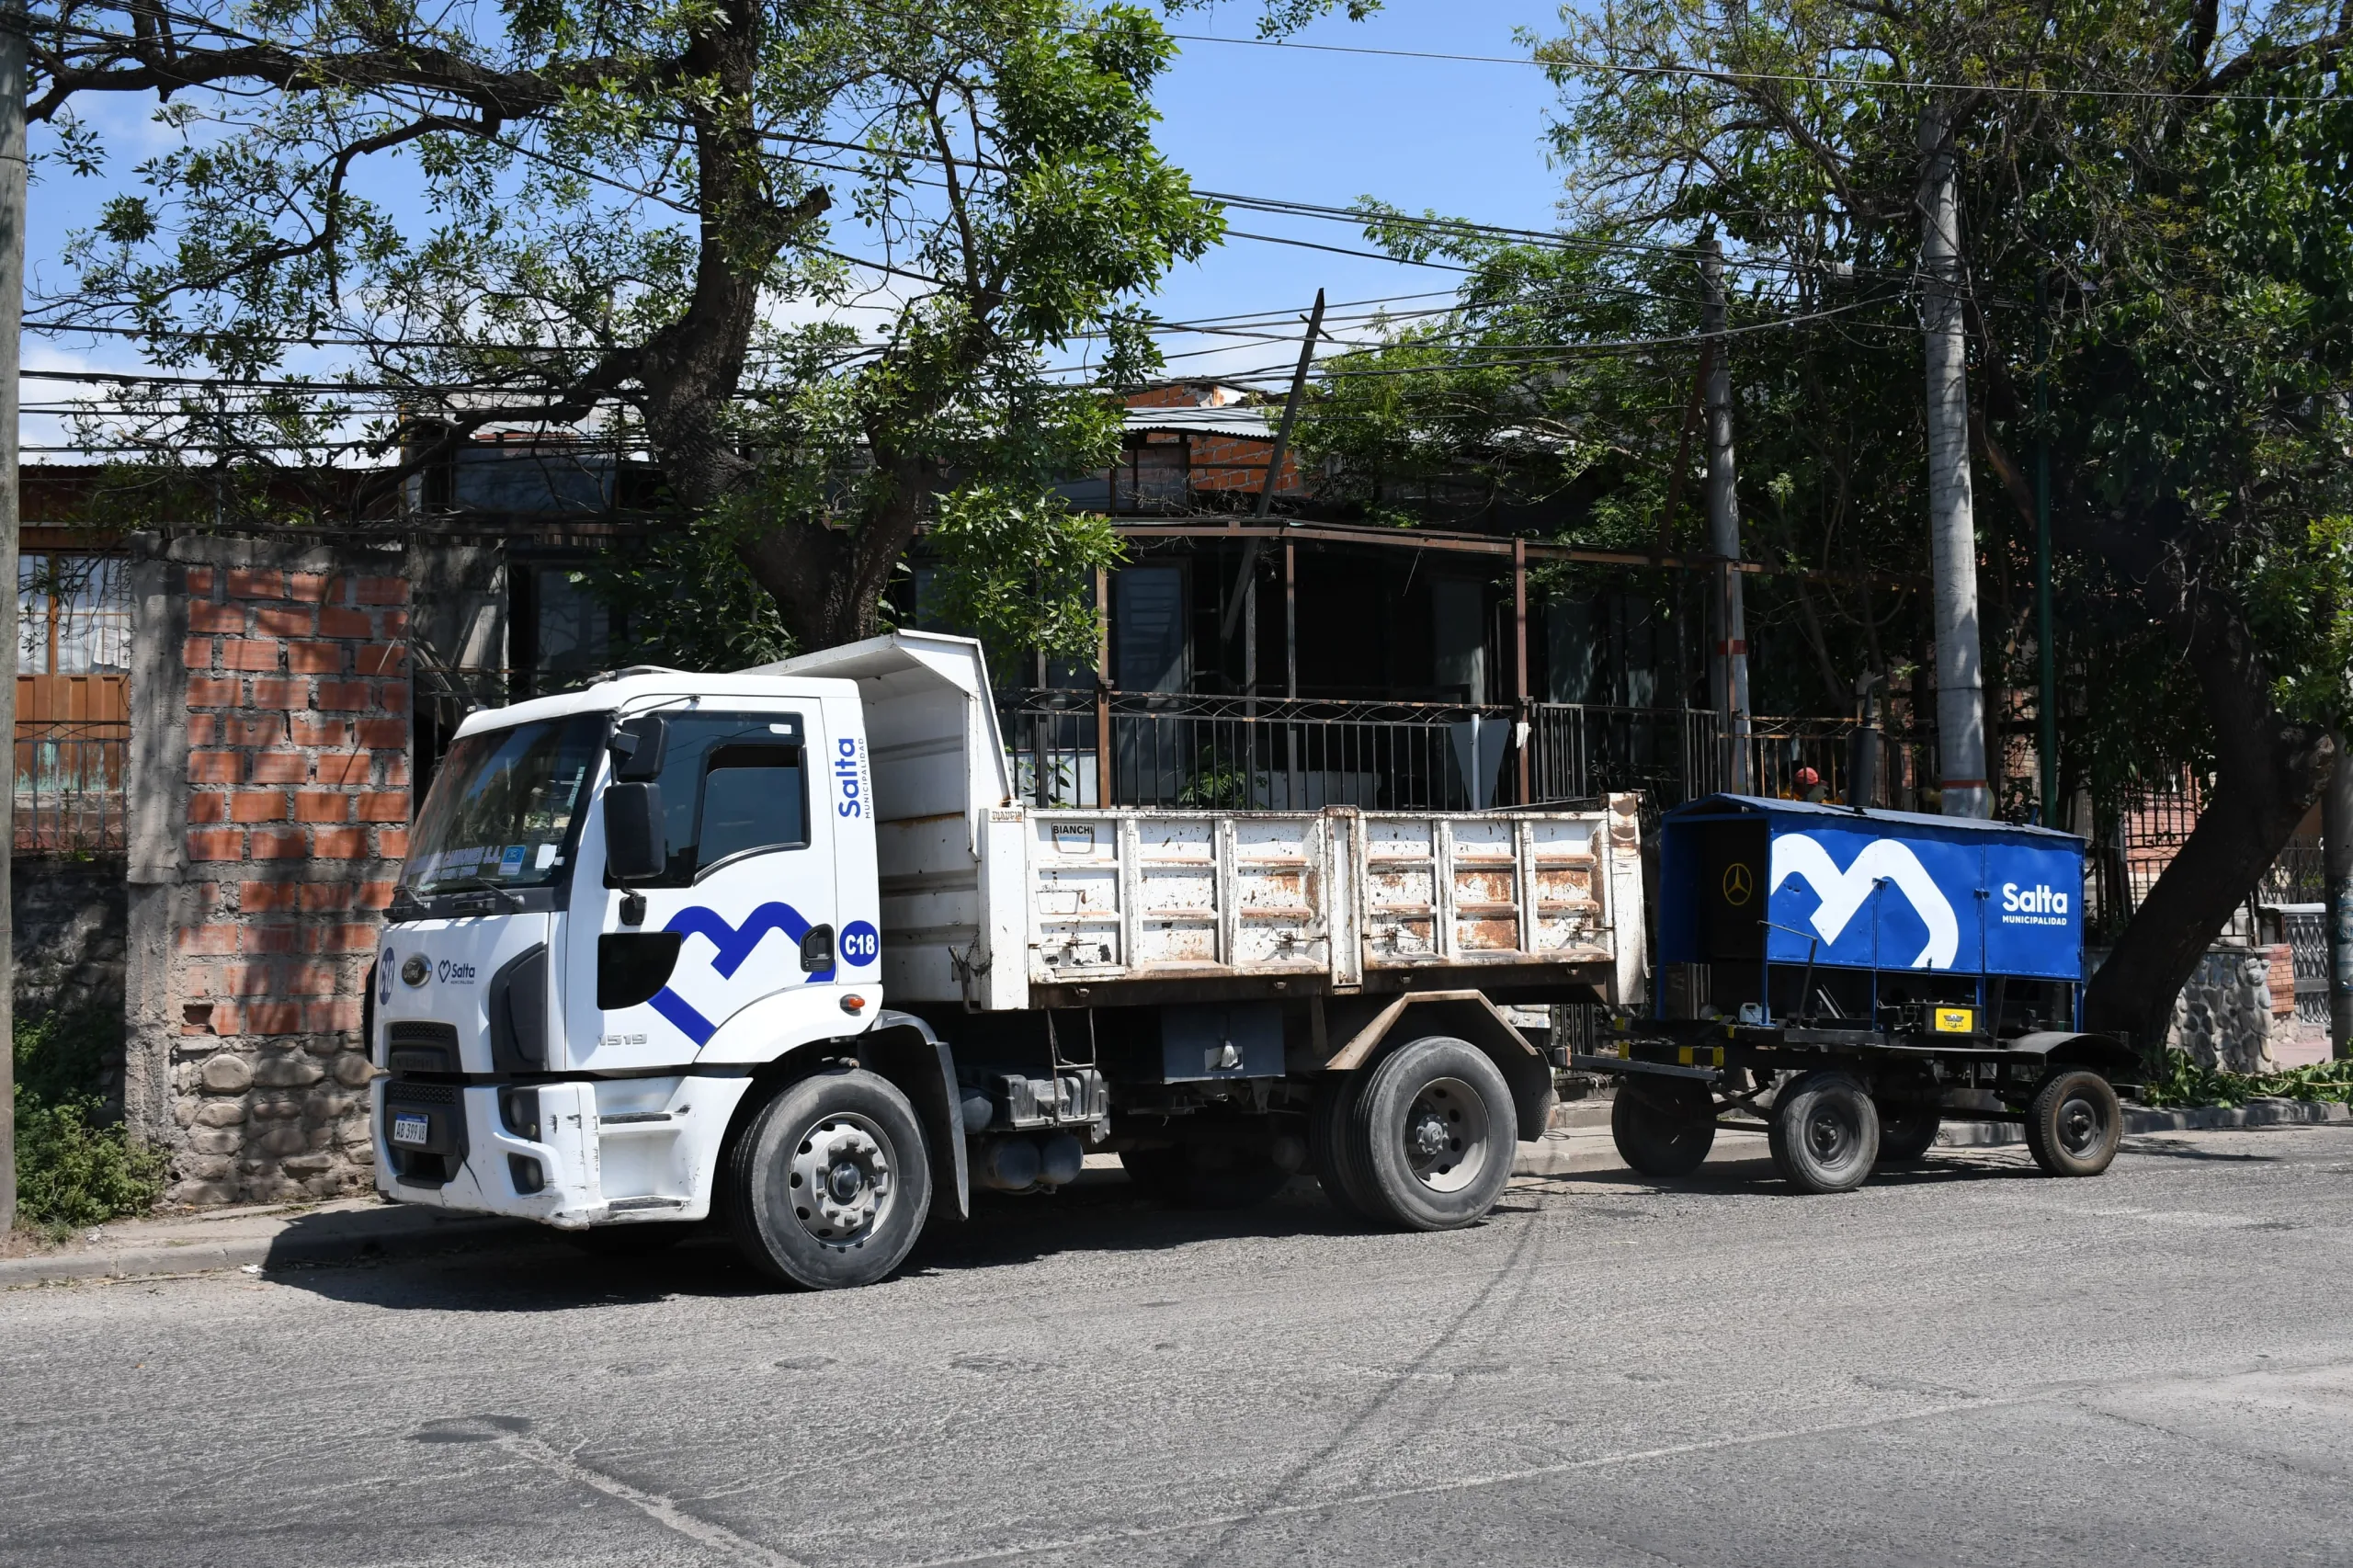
left=20, top=2, right=1578, bottom=454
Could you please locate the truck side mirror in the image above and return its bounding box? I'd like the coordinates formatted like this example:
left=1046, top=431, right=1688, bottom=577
left=610, top=715, right=668, bottom=780
left=604, top=781, right=666, bottom=882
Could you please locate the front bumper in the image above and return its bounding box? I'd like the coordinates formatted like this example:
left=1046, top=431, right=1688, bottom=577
left=373, top=1074, right=756, bottom=1229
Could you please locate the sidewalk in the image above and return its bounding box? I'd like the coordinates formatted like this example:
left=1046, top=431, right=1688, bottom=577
left=1, top=1196, right=541, bottom=1289
left=5, top=1099, right=2346, bottom=1290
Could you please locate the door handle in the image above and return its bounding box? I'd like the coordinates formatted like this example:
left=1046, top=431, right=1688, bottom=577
left=800, top=924, right=835, bottom=972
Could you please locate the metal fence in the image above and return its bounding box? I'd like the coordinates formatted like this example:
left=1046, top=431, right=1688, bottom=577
left=1000, top=691, right=1922, bottom=815
left=1003, top=691, right=1504, bottom=811
left=15, top=721, right=129, bottom=852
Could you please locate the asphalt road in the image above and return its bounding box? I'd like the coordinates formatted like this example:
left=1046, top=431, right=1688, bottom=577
left=6, top=1124, right=2353, bottom=1568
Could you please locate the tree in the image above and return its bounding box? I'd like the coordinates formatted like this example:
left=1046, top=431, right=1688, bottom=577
left=29, top=0, right=1363, bottom=660
left=1521, top=0, right=2353, bottom=1045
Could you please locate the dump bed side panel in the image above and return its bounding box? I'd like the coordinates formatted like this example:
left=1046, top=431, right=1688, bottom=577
left=1010, top=804, right=1633, bottom=1001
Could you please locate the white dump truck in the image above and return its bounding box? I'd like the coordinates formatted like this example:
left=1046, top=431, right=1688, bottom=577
left=369, top=631, right=1644, bottom=1288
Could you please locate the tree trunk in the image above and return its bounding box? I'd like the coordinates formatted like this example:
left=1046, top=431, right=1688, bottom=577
left=735, top=453, right=938, bottom=652
left=1917, top=97, right=1989, bottom=818
left=2080, top=521, right=2335, bottom=1048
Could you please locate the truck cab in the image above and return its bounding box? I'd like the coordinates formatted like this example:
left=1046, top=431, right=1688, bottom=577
left=372, top=672, right=885, bottom=1242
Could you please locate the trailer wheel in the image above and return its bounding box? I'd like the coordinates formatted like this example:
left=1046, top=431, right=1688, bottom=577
left=1349, top=1037, right=1517, bottom=1231
left=1609, top=1078, right=1716, bottom=1177
left=1768, top=1072, right=1879, bottom=1194
left=2024, top=1069, right=2121, bottom=1177
left=726, top=1067, right=931, bottom=1290
left=1873, top=1101, right=1941, bottom=1165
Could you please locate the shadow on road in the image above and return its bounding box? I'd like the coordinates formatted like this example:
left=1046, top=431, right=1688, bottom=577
left=251, top=1135, right=2159, bottom=1313
left=253, top=1171, right=1369, bottom=1313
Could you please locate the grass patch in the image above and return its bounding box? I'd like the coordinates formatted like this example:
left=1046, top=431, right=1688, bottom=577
left=2139, top=1049, right=2353, bottom=1109
left=14, top=1006, right=165, bottom=1238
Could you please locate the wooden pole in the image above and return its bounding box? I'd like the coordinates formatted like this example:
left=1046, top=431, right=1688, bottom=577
left=1094, top=566, right=1112, bottom=808
left=1513, top=537, right=1529, bottom=805
left=1283, top=540, right=1298, bottom=699
left=0, top=7, right=26, bottom=1232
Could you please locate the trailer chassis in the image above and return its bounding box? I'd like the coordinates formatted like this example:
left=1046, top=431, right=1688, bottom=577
left=1572, top=1017, right=2142, bottom=1192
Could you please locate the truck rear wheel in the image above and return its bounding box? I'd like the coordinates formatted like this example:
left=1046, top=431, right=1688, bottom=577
left=1873, top=1101, right=1941, bottom=1165
left=1609, top=1078, right=1716, bottom=1177
left=1768, top=1071, right=1879, bottom=1194
left=2024, top=1069, right=2121, bottom=1177
left=1348, top=1037, right=1517, bottom=1231
left=726, top=1067, right=931, bottom=1290
left=1310, top=1076, right=1377, bottom=1219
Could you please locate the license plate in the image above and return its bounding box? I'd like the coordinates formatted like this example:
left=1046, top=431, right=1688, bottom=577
left=390, top=1112, right=433, bottom=1147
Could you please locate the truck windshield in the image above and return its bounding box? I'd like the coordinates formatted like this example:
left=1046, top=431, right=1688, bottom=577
left=402, top=714, right=605, bottom=896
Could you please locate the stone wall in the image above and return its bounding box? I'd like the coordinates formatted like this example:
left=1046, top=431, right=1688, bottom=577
left=2165, top=944, right=2296, bottom=1074
left=123, top=535, right=411, bottom=1206
left=14, top=853, right=128, bottom=1018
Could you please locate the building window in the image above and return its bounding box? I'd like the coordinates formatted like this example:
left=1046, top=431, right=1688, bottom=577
left=18, top=554, right=130, bottom=676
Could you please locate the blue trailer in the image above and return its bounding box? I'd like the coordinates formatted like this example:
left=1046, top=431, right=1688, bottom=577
left=1571, top=795, right=2141, bottom=1192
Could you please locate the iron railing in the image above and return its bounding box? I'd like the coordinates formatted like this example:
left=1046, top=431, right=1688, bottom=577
left=15, top=721, right=128, bottom=852
left=1004, top=690, right=1506, bottom=811
left=999, top=691, right=1918, bottom=814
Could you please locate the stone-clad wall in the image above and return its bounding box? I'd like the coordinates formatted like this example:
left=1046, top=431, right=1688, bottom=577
left=123, top=535, right=411, bottom=1206
left=2165, top=944, right=2296, bottom=1074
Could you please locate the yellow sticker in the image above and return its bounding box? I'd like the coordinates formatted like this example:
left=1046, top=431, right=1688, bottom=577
left=1933, top=1007, right=1975, bottom=1034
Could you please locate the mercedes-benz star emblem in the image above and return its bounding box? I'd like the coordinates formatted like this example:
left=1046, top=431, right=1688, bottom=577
left=401, top=954, right=431, bottom=987
left=1721, top=862, right=1756, bottom=906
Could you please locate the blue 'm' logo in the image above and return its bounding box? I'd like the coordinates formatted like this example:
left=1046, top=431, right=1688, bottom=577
left=644, top=902, right=835, bottom=1046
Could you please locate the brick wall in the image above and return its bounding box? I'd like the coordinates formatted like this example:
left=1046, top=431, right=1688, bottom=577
left=135, top=548, right=413, bottom=1205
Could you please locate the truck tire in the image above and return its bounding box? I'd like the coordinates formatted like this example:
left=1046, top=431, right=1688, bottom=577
left=1310, top=1076, right=1376, bottom=1219
left=1348, top=1036, right=1517, bottom=1231
left=1610, top=1077, right=1716, bottom=1177
left=1873, top=1101, right=1941, bottom=1165
left=1119, top=1145, right=1188, bottom=1203
left=2024, top=1069, right=2121, bottom=1177
left=726, top=1067, right=931, bottom=1290
left=1768, top=1071, right=1879, bottom=1194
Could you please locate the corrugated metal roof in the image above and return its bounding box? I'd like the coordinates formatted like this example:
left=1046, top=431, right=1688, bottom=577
left=1123, top=406, right=1274, bottom=442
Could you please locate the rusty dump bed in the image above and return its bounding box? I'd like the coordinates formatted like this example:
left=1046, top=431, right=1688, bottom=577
left=769, top=632, right=1645, bottom=1013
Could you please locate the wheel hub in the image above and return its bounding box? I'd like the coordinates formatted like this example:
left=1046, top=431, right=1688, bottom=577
left=2059, top=1097, right=2100, bottom=1153
left=789, top=1116, right=893, bottom=1248
left=1399, top=1077, right=1490, bottom=1195
left=1807, top=1109, right=1851, bottom=1160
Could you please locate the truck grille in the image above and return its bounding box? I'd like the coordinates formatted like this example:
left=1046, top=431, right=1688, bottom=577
left=384, top=1020, right=460, bottom=1074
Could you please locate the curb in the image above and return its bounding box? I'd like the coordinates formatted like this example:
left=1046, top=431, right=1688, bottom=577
left=1, top=1208, right=542, bottom=1290
left=1938, top=1096, right=2352, bottom=1148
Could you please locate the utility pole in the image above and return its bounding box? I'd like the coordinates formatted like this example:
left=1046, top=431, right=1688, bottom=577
left=2035, top=275, right=2058, bottom=828
left=2328, top=733, right=2353, bottom=1061
left=1919, top=99, right=1990, bottom=818
left=0, top=6, right=24, bottom=1231
left=1700, top=237, right=1750, bottom=794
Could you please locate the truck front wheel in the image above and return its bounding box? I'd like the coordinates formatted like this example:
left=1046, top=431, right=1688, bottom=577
left=1610, top=1078, right=1716, bottom=1177
left=726, top=1067, right=932, bottom=1290
left=1349, top=1037, right=1517, bottom=1231
left=2024, top=1069, right=2121, bottom=1177
left=1768, top=1071, right=1879, bottom=1194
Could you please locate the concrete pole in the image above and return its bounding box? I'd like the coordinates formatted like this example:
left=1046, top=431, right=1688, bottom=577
left=1700, top=238, right=1750, bottom=794
left=2327, top=733, right=2353, bottom=1061
left=1918, top=100, right=1990, bottom=818
left=0, top=10, right=23, bottom=1230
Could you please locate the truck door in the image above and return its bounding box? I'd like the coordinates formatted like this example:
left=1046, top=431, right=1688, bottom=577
left=564, top=706, right=838, bottom=1071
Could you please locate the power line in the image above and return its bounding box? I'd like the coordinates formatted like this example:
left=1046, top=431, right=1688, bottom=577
left=1159, top=28, right=2343, bottom=104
